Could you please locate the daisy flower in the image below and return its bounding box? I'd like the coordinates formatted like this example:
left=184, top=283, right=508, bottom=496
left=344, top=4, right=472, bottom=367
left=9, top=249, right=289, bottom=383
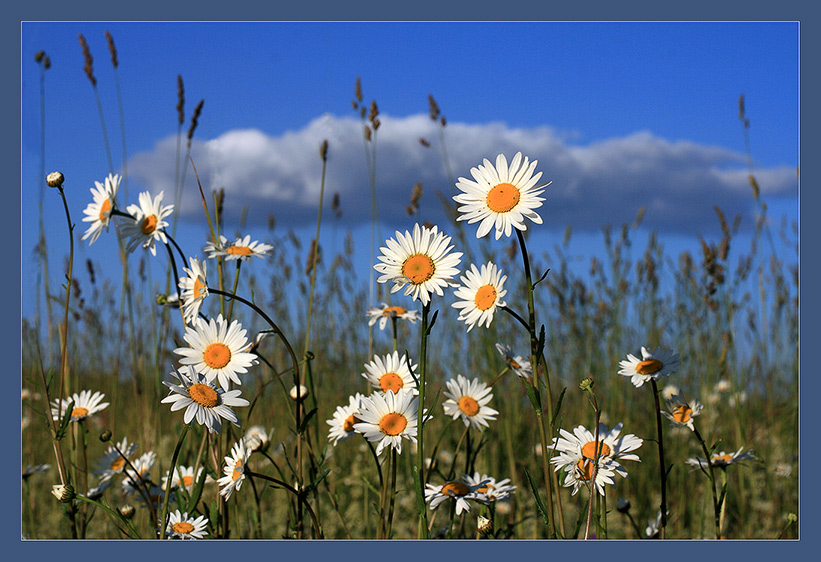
left=81, top=173, right=120, bottom=245
left=178, top=257, right=209, bottom=324
left=618, top=346, right=681, bottom=388
left=442, top=374, right=498, bottom=431
left=218, top=440, right=250, bottom=500
left=551, top=422, right=643, bottom=471
left=243, top=425, right=272, bottom=453
left=645, top=510, right=668, bottom=539
left=453, top=152, right=548, bottom=240
left=424, top=478, right=486, bottom=515
left=327, top=393, right=366, bottom=446
left=121, top=190, right=173, bottom=256
left=166, top=509, right=209, bottom=540
left=94, top=437, right=138, bottom=482
left=686, top=447, right=756, bottom=470
left=122, top=451, right=157, bottom=495
left=464, top=472, right=516, bottom=503
left=86, top=479, right=112, bottom=500
left=362, top=351, right=419, bottom=395
left=22, top=464, right=51, bottom=480
left=204, top=234, right=273, bottom=261
left=174, top=314, right=258, bottom=391
left=373, top=223, right=462, bottom=307
left=353, top=388, right=420, bottom=455
left=550, top=445, right=620, bottom=497
left=50, top=389, right=109, bottom=422
left=366, top=303, right=419, bottom=331
left=451, top=262, right=507, bottom=332
left=495, top=343, right=532, bottom=382
left=161, top=366, right=249, bottom=434
left=661, top=394, right=703, bottom=431
left=162, top=465, right=211, bottom=492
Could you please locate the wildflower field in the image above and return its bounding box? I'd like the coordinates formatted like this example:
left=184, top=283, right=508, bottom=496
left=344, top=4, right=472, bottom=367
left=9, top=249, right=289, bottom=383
left=21, top=30, right=799, bottom=541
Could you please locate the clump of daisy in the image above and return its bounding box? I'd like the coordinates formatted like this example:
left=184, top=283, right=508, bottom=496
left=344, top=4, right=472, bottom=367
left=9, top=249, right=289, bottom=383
left=442, top=374, right=498, bottom=431
left=686, top=447, right=756, bottom=470
left=661, top=394, right=703, bottom=431
left=204, top=234, right=273, bottom=261
left=373, top=223, right=462, bottom=306
left=464, top=472, right=516, bottom=503
left=50, top=389, right=109, bottom=422
left=495, top=343, right=532, bottom=382
left=81, top=173, right=120, bottom=245
left=121, top=190, right=173, bottom=256
left=367, top=303, right=419, bottom=331
left=161, top=366, right=249, bottom=434
left=166, top=509, right=209, bottom=540
left=453, top=152, right=548, bottom=240
left=362, top=351, right=419, bottom=395
left=451, top=262, right=507, bottom=332
left=424, top=477, right=486, bottom=515
left=174, top=314, right=258, bottom=391
left=218, top=439, right=250, bottom=500
left=353, top=388, right=420, bottom=455
left=618, top=346, right=681, bottom=388
left=94, top=437, right=138, bottom=482
left=178, top=257, right=209, bottom=324
left=327, top=393, right=366, bottom=446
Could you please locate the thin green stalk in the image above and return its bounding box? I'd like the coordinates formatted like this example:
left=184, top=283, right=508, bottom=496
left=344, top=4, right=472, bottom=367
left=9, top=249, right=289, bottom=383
left=650, top=378, right=668, bottom=538
left=415, top=302, right=431, bottom=538
left=159, top=424, right=190, bottom=539
left=693, top=425, right=721, bottom=539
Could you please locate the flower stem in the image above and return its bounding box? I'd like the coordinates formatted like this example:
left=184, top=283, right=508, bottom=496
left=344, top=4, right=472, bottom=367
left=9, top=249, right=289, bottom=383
left=693, top=425, right=721, bottom=539
left=415, top=302, right=431, bottom=538
left=159, top=424, right=190, bottom=539
left=650, top=378, right=668, bottom=538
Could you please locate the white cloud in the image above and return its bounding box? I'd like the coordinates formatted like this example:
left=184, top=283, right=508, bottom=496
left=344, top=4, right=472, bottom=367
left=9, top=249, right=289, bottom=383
left=127, top=113, right=797, bottom=235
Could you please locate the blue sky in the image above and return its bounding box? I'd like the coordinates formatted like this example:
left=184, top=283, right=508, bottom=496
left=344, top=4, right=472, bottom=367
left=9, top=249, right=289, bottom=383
left=21, top=21, right=799, bottom=319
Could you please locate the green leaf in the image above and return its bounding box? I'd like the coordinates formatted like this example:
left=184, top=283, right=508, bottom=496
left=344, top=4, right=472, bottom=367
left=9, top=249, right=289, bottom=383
left=524, top=468, right=550, bottom=528
left=297, top=408, right=318, bottom=435
left=551, top=387, right=567, bottom=427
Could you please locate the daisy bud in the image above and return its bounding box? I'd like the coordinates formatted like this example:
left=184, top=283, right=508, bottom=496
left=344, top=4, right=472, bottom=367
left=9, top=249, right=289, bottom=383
left=617, top=497, right=631, bottom=513
left=46, top=171, right=65, bottom=188
left=289, top=385, right=309, bottom=401
left=51, top=484, right=75, bottom=503
left=579, top=376, right=594, bottom=391
left=119, top=504, right=136, bottom=520
left=35, top=50, right=45, bottom=62
left=477, top=515, right=493, bottom=534
left=99, top=430, right=112, bottom=442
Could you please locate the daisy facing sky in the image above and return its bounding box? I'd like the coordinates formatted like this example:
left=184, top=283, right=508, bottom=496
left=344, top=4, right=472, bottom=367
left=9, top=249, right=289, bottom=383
left=618, top=346, right=681, bottom=388
left=442, top=374, right=498, bottom=431
left=50, top=389, right=109, bottom=423
left=353, top=388, right=420, bottom=455
left=362, top=351, right=419, bottom=395
left=94, top=437, right=138, bottom=483
left=161, top=366, right=249, bottom=434
left=80, top=173, right=120, bottom=245
left=453, top=152, right=548, bottom=240
left=495, top=343, right=533, bottom=382
left=374, top=223, right=462, bottom=307
left=204, top=234, right=273, bottom=261
left=121, top=190, right=173, bottom=256
left=366, top=302, right=419, bottom=331
left=178, top=257, right=209, bottom=324
left=451, top=261, right=508, bottom=332
left=166, top=509, right=209, bottom=540
left=174, top=314, right=258, bottom=391
left=686, top=447, right=756, bottom=470
left=424, top=478, right=486, bottom=515
left=661, top=394, right=703, bottom=431
left=218, top=439, right=250, bottom=500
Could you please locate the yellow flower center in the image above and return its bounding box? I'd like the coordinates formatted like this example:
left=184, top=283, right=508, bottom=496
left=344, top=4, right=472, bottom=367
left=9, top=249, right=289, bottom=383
left=99, top=198, right=112, bottom=221
left=382, top=305, right=407, bottom=317
left=474, top=284, right=497, bottom=311
left=441, top=481, right=469, bottom=497
left=401, top=254, right=435, bottom=285
left=713, top=454, right=733, bottom=466
left=458, top=396, right=480, bottom=417
left=378, top=412, right=408, bottom=436
left=576, top=459, right=596, bottom=481
left=71, top=407, right=89, bottom=418
left=141, top=215, right=158, bottom=235
left=182, top=475, right=194, bottom=487
left=110, top=457, right=126, bottom=471
left=672, top=405, right=693, bottom=423
left=171, top=521, right=195, bottom=534
left=226, top=245, right=253, bottom=256
left=193, top=278, right=207, bottom=299
left=379, top=372, right=405, bottom=393
left=203, top=343, right=231, bottom=369
left=581, top=440, right=611, bottom=460
left=188, top=383, right=219, bottom=408
left=343, top=414, right=361, bottom=433
left=636, top=359, right=664, bottom=375
left=476, top=482, right=495, bottom=494
left=507, top=357, right=521, bottom=370
left=486, top=182, right=521, bottom=213
left=232, top=459, right=244, bottom=481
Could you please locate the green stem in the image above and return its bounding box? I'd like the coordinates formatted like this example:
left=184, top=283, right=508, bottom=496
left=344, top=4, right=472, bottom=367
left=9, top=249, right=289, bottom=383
left=650, top=379, right=668, bottom=538
left=693, top=425, right=721, bottom=539
left=415, top=302, right=431, bottom=538
left=159, top=424, right=190, bottom=539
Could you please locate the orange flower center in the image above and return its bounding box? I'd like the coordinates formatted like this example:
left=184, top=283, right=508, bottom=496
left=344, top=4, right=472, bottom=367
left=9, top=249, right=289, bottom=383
left=227, top=245, right=253, bottom=256
left=188, top=384, right=219, bottom=408
left=581, top=440, right=612, bottom=460
left=713, top=454, right=733, bottom=466
left=476, top=482, right=495, bottom=494
left=402, top=254, right=435, bottom=285
left=232, top=459, right=244, bottom=481
left=474, top=284, right=497, bottom=311
left=378, top=412, right=408, bottom=436
left=203, top=343, right=231, bottom=369
left=182, top=475, right=194, bottom=487
left=141, top=215, right=158, bottom=235
left=458, top=396, right=480, bottom=417
left=506, top=357, right=521, bottom=370
left=99, top=198, right=112, bottom=221
left=193, top=278, right=207, bottom=299
left=110, top=457, right=126, bottom=471
left=636, top=359, right=664, bottom=375
left=576, top=458, right=596, bottom=481
left=382, top=305, right=407, bottom=317
left=672, top=405, right=693, bottom=423
left=343, top=414, right=361, bottom=433
left=379, top=372, right=404, bottom=393
left=486, top=182, right=521, bottom=213
left=71, top=407, right=89, bottom=418
left=171, top=521, right=195, bottom=534
left=441, top=481, right=470, bottom=497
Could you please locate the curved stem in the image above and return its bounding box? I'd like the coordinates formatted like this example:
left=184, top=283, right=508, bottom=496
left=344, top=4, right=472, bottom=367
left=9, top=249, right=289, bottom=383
left=245, top=470, right=322, bottom=538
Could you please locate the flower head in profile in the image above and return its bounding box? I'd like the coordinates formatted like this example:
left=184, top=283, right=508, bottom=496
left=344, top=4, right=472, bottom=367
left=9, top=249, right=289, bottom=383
left=353, top=388, right=420, bottom=455
left=94, top=437, right=138, bottom=482
left=686, top=447, right=756, bottom=471
left=166, top=509, right=209, bottom=540
left=327, top=393, right=366, bottom=446
left=178, top=257, right=209, bottom=324
left=425, top=478, right=486, bottom=515
left=442, top=374, right=498, bottom=431
left=162, top=465, right=211, bottom=492
left=618, top=346, right=681, bottom=388
left=661, top=394, right=703, bottom=431
left=495, top=343, right=532, bottom=382
left=362, top=351, right=418, bottom=396
left=205, top=234, right=273, bottom=262
left=367, top=303, right=419, bottom=331
left=122, top=190, right=173, bottom=256
left=50, top=390, right=109, bottom=423
left=464, top=472, right=516, bottom=503
left=374, top=223, right=462, bottom=306
left=243, top=425, right=272, bottom=453
left=453, top=152, right=548, bottom=240
left=161, top=366, right=249, bottom=434
left=81, top=173, right=120, bottom=244
left=218, top=440, right=250, bottom=500
left=452, top=262, right=507, bottom=332
left=174, top=314, right=258, bottom=391
left=121, top=451, right=157, bottom=496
